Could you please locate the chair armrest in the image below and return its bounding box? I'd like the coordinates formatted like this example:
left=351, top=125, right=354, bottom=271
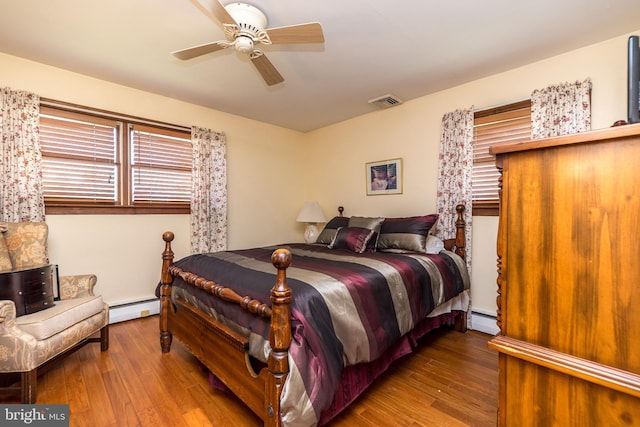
left=59, top=274, right=97, bottom=300
left=0, top=300, right=37, bottom=342
left=0, top=300, right=17, bottom=328
left=0, top=300, right=38, bottom=371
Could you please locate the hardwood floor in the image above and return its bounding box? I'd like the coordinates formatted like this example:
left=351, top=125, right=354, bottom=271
left=0, top=316, right=498, bottom=426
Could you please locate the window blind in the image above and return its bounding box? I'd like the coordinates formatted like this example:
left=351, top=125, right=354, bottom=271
left=130, top=124, right=192, bottom=204
left=473, top=103, right=531, bottom=203
left=39, top=108, right=119, bottom=202
left=39, top=102, right=192, bottom=213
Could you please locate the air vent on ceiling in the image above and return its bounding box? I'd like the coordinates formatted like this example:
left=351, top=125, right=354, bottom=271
left=368, top=94, right=404, bottom=109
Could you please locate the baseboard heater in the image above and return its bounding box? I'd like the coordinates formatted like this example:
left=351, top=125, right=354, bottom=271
left=107, top=298, right=499, bottom=335
left=108, top=298, right=160, bottom=324
left=470, top=310, right=499, bottom=335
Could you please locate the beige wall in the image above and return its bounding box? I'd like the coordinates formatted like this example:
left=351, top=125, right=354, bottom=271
left=0, top=53, right=306, bottom=305
left=304, top=30, right=638, bottom=315
left=1, top=28, right=637, bottom=312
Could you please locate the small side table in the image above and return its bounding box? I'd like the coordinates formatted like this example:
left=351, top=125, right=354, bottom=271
left=0, top=265, right=57, bottom=316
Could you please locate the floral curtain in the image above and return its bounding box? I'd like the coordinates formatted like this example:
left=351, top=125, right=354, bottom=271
left=531, top=78, right=592, bottom=139
left=190, top=126, right=227, bottom=254
left=0, top=87, right=45, bottom=222
left=436, top=108, right=473, bottom=274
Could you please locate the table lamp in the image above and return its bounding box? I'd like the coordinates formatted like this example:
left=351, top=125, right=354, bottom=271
left=296, top=201, right=326, bottom=243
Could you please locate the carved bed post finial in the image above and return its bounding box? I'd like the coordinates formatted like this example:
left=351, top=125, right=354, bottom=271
left=160, top=231, right=175, bottom=353
left=265, top=248, right=292, bottom=426
left=338, top=206, right=344, bottom=217
left=454, top=204, right=466, bottom=260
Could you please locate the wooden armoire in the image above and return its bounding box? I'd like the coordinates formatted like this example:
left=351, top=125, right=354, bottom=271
left=487, top=124, right=640, bottom=426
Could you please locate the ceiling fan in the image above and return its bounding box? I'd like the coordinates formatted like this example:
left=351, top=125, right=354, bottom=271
left=172, top=0, right=325, bottom=86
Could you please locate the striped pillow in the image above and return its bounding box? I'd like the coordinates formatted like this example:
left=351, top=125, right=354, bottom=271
left=316, top=216, right=350, bottom=245
left=328, top=227, right=376, bottom=253
left=348, top=216, right=384, bottom=250
left=377, top=214, right=439, bottom=252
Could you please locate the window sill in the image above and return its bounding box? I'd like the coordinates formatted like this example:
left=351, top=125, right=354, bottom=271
left=472, top=201, right=499, bottom=217
left=44, top=204, right=190, bottom=215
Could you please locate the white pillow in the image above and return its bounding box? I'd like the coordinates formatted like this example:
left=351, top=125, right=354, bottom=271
left=425, top=234, right=445, bottom=254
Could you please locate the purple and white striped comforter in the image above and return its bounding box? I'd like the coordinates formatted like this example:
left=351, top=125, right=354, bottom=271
left=169, top=243, right=469, bottom=426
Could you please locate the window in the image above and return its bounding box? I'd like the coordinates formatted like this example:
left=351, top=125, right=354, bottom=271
left=129, top=124, right=192, bottom=205
left=472, top=100, right=531, bottom=216
left=39, top=101, right=191, bottom=214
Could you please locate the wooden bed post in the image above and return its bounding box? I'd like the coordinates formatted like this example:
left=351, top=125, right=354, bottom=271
left=452, top=204, right=467, bottom=332
left=160, top=231, right=175, bottom=353
left=265, top=249, right=292, bottom=427
left=453, top=204, right=466, bottom=260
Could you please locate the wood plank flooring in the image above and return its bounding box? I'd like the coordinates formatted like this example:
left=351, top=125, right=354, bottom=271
left=0, top=316, right=498, bottom=426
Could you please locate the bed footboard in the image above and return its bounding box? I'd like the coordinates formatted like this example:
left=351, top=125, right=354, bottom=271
left=159, top=232, right=292, bottom=426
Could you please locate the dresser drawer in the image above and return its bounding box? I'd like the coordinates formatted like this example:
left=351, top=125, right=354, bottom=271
left=0, top=265, right=56, bottom=316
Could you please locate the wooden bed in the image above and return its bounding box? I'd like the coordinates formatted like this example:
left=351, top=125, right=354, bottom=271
left=158, top=204, right=468, bottom=427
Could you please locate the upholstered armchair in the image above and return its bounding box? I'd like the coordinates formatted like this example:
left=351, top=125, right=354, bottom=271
left=0, top=221, right=109, bottom=403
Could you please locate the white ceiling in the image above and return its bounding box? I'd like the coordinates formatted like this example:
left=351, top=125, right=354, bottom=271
left=1, top=0, right=639, bottom=132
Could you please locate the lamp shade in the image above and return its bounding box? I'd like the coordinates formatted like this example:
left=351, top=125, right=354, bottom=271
left=296, top=201, right=326, bottom=223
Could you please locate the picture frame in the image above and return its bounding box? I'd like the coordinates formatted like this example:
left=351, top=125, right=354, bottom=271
left=366, top=158, right=403, bottom=195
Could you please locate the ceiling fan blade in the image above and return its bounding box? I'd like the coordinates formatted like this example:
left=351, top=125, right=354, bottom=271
left=189, top=0, right=237, bottom=26
left=172, top=41, right=227, bottom=60
left=251, top=52, right=284, bottom=86
left=266, top=22, right=324, bottom=44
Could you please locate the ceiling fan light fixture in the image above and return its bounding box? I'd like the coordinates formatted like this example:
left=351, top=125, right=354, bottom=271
left=235, top=35, right=254, bottom=54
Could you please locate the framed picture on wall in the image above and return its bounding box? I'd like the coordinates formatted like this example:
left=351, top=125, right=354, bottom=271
left=366, top=158, right=403, bottom=195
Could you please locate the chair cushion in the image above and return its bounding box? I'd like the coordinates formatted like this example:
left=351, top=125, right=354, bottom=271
left=16, top=295, right=104, bottom=340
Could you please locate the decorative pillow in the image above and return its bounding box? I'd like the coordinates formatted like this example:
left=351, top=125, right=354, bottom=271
left=425, top=234, right=445, bottom=254
left=316, top=216, right=350, bottom=245
left=328, top=227, right=376, bottom=253
left=2, top=221, right=49, bottom=268
left=0, top=226, right=12, bottom=272
left=348, top=216, right=384, bottom=250
left=377, top=214, right=439, bottom=252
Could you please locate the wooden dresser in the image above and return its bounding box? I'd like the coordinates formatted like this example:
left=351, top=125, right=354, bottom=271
left=0, top=264, right=56, bottom=316
left=488, top=124, right=640, bottom=426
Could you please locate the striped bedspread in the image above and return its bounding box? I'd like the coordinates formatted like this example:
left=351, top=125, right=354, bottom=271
left=169, top=243, right=469, bottom=427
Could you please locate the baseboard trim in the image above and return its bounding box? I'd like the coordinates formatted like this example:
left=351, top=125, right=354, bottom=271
left=470, top=311, right=499, bottom=335
left=109, top=298, right=159, bottom=324
left=108, top=299, right=499, bottom=334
